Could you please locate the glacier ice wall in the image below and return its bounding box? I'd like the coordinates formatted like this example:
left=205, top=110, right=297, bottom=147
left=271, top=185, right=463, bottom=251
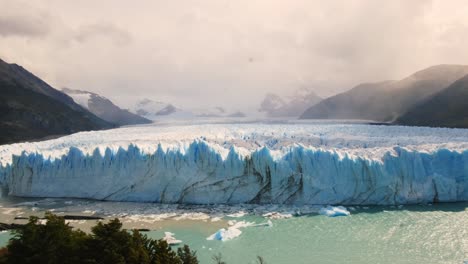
left=0, top=141, right=467, bottom=205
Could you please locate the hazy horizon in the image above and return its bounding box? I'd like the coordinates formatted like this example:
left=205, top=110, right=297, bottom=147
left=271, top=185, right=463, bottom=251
left=2, top=0, right=468, bottom=111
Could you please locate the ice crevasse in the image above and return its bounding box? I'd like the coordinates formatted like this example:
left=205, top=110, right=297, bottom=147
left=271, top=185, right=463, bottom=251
left=0, top=140, right=467, bottom=205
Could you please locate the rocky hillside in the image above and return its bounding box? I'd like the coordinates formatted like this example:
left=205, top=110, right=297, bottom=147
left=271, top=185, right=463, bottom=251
left=300, top=65, right=468, bottom=121
left=0, top=59, right=114, bottom=145
left=396, top=74, right=468, bottom=128
left=62, top=88, right=151, bottom=126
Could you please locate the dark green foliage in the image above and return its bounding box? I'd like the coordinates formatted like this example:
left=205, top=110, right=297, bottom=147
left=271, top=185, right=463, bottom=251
left=211, top=253, right=226, bottom=264
left=146, top=238, right=181, bottom=264
left=5, top=213, right=87, bottom=264
left=0, top=213, right=198, bottom=264
left=177, top=245, right=199, bottom=264
left=256, top=256, right=266, bottom=264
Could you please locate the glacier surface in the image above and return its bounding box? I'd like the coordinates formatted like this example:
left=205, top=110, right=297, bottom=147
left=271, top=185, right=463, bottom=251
left=0, top=121, right=468, bottom=205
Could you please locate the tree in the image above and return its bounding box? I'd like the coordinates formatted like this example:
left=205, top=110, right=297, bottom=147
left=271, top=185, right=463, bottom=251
left=0, top=213, right=199, bottom=264
left=177, top=245, right=199, bottom=264
left=4, top=212, right=88, bottom=264
left=145, top=239, right=181, bottom=264
left=85, top=218, right=136, bottom=264
left=212, top=253, right=226, bottom=264
left=256, top=256, right=266, bottom=264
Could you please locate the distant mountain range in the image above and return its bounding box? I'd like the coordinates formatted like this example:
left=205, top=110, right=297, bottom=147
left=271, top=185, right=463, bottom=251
left=396, top=74, right=468, bottom=128
left=130, top=99, right=183, bottom=120
left=300, top=65, right=468, bottom=124
left=259, top=87, right=322, bottom=117
left=62, top=88, right=151, bottom=126
left=3, top=55, right=468, bottom=146
left=130, top=98, right=246, bottom=120
left=0, top=58, right=114, bottom=145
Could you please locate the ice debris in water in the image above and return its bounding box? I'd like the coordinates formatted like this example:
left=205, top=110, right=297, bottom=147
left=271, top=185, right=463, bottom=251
left=162, top=232, right=182, bottom=245
left=262, top=212, right=293, bottom=219
left=226, top=211, right=247, bottom=218
left=207, top=220, right=272, bottom=241
left=319, top=206, right=350, bottom=217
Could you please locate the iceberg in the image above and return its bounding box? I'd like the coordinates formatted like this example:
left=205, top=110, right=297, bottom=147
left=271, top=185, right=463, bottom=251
left=0, top=122, right=467, bottom=205
left=162, top=232, right=182, bottom=245
left=319, top=206, right=350, bottom=217
left=207, top=221, right=255, bottom=241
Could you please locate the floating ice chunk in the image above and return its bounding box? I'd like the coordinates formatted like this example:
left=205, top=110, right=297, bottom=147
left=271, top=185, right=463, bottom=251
left=207, top=227, right=240, bottom=241
left=252, top=220, right=273, bottom=227
left=163, top=232, right=182, bottom=245
left=2, top=208, right=22, bottom=215
left=65, top=220, right=86, bottom=225
left=319, top=206, right=350, bottom=217
left=226, top=211, right=247, bottom=218
left=173, top=212, right=210, bottom=221
left=262, top=212, right=293, bottom=219
left=207, top=221, right=255, bottom=241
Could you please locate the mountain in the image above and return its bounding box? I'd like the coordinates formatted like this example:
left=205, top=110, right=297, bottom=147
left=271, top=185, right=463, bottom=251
left=396, top=74, right=468, bottom=128
left=192, top=106, right=226, bottom=117
left=259, top=93, right=286, bottom=114
left=62, top=88, right=151, bottom=126
left=130, top=98, right=245, bottom=120
left=0, top=58, right=114, bottom=145
left=227, top=111, right=247, bottom=118
left=259, top=87, right=322, bottom=118
left=300, top=65, right=468, bottom=121
left=130, top=99, right=185, bottom=120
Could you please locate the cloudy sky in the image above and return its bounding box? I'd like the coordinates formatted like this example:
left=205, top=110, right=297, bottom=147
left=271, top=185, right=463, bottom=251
left=1, top=0, right=468, bottom=111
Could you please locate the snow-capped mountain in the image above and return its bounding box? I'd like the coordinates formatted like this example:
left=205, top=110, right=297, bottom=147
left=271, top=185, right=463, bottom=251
left=259, top=94, right=286, bottom=114
left=62, top=88, right=151, bottom=126
left=130, top=98, right=246, bottom=120
left=129, top=99, right=190, bottom=120
left=259, top=87, right=322, bottom=118
left=192, top=106, right=246, bottom=118
left=191, top=106, right=226, bottom=117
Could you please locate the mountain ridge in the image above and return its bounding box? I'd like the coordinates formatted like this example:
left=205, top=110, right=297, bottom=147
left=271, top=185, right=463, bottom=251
left=300, top=64, right=468, bottom=121
left=62, top=88, right=152, bottom=126
left=0, top=58, right=114, bottom=145
left=396, top=73, right=468, bottom=128
left=259, top=88, right=322, bottom=118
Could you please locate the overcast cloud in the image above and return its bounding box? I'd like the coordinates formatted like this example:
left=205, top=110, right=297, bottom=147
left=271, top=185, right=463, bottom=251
left=1, top=0, right=468, bottom=111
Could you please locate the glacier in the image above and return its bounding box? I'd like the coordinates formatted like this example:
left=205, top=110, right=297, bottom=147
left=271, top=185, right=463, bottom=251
left=0, top=121, right=468, bottom=205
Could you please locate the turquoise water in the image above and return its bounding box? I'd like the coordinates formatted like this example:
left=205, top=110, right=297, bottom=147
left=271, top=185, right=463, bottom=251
left=143, top=204, right=468, bottom=264
left=0, top=232, right=10, bottom=247
left=0, top=203, right=466, bottom=264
